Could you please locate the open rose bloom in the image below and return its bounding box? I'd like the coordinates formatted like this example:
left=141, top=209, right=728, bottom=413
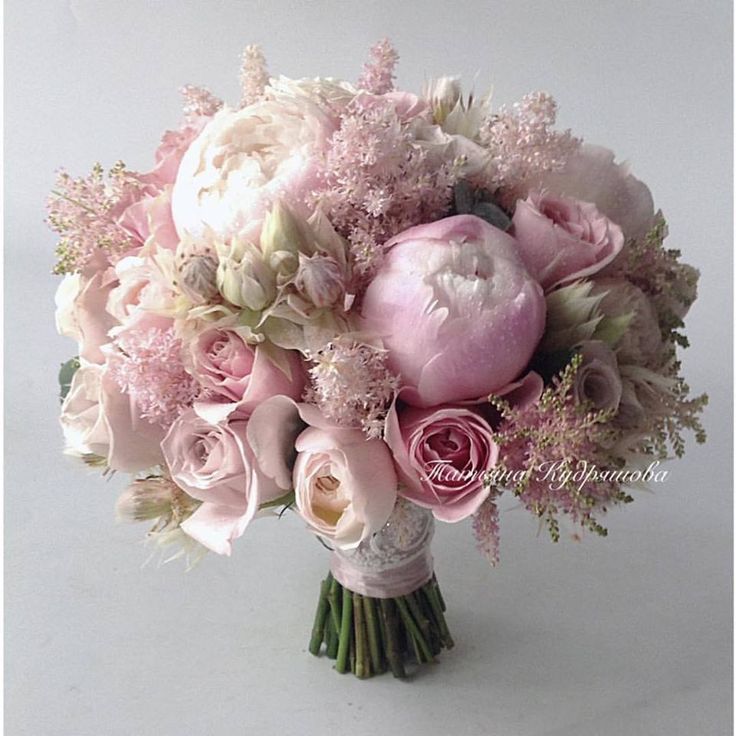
left=50, top=40, right=705, bottom=678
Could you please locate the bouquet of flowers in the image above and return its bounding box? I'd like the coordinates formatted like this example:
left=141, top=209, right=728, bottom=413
left=51, top=40, right=706, bottom=679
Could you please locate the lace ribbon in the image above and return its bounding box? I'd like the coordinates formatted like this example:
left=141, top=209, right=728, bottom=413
left=329, top=500, right=434, bottom=599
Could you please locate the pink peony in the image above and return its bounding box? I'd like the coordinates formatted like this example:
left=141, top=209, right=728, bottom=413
left=386, top=399, right=499, bottom=522
left=360, top=215, right=546, bottom=407
left=161, top=409, right=283, bottom=555
left=247, top=396, right=397, bottom=549
left=187, top=322, right=305, bottom=422
left=511, top=192, right=624, bottom=290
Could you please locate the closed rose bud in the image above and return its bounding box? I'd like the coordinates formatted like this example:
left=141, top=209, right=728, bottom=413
left=179, top=254, right=219, bottom=302
left=294, top=253, right=344, bottom=308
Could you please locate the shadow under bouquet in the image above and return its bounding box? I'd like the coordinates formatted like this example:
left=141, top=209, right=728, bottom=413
left=51, top=40, right=706, bottom=678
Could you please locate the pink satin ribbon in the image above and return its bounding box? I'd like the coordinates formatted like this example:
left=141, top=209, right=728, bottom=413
left=330, top=548, right=434, bottom=599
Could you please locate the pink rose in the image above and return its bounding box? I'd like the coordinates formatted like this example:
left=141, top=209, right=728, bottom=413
left=386, top=399, right=499, bottom=522
left=187, top=323, right=305, bottom=422
left=537, top=144, right=655, bottom=241
left=247, top=397, right=397, bottom=549
left=572, top=341, right=622, bottom=412
left=511, top=192, right=624, bottom=290
left=161, top=409, right=282, bottom=555
left=360, top=215, right=546, bottom=407
left=60, top=363, right=165, bottom=472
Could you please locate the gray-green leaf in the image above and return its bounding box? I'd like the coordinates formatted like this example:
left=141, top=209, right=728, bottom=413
left=59, top=357, right=80, bottom=402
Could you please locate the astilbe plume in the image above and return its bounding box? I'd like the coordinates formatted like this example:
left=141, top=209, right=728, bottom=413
left=614, top=214, right=700, bottom=347
left=472, top=494, right=501, bottom=566
left=47, top=162, right=140, bottom=274
left=313, top=97, right=459, bottom=280
left=109, top=325, right=201, bottom=429
left=357, top=38, right=399, bottom=95
left=180, top=84, right=223, bottom=121
left=303, top=337, right=400, bottom=438
left=615, top=362, right=708, bottom=461
left=491, top=356, right=629, bottom=541
left=239, top=44, right=269, bottom=108
left=480, top=91, right=581, bottom=208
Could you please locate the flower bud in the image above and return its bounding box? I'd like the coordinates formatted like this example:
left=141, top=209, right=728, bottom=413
left=423, top=76, right=462, bottom=124
left=294, top=253, right=344, bottom=308
left=178, top=255, right=219, bottom=302
left=260, top=201, right=305, bottom=259
left=216, top=239, right=276, bottom=311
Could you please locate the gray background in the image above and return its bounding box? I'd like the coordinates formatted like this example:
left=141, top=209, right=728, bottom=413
left=4, top=1, right=732, bottom=734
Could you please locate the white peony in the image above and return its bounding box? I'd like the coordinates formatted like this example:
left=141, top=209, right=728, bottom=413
left=171, top=78, right=352, bottom=242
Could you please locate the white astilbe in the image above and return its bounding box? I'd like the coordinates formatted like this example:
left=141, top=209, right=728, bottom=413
left=303, top=337, right=400, bottom=438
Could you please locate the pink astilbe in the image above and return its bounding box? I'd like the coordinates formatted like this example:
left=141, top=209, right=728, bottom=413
left=472, top=494, right=501, bottom=566
left=492, top=356, right=629, bottom=541
left=239, top=44, right=269, bottom=108
left=357, top=38, right=399, bottom=95
left=480, top=91, right=581, bottom=208
left=303, top=337, right=401, bottom=438
left=313, top=96, right=459, bottom=280
left=612, top=214, right=700, bottom=347
left=109, top=325, right=201, bottom=429
left=180, top=85, right=223, bottom=122
left=47, top=162, right=141, bottom=275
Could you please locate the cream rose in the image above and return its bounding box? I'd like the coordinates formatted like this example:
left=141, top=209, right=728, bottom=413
left=247, top=397, right=397, bottom=550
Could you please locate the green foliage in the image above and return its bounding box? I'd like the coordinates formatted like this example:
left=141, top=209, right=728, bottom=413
left=58, top=357, right=80, bottom=402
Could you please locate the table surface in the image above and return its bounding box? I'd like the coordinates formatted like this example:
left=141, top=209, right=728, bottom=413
left=5, top=1, right=732, bottom=734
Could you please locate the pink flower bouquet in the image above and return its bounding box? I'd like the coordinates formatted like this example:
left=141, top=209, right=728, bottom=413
left=51, top=40, right=706, bottom=679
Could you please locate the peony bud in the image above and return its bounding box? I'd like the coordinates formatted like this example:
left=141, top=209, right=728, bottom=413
left=294, top=253, right=344, bottom=308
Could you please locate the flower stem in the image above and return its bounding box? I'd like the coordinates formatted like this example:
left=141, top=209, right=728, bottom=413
left=362, top=596, right=384, bottom=674
left=308, top=572, right=453, bottom=678
left=308, top=578, right=330, bottom=655
left=335, top=586, right=353, bottom=674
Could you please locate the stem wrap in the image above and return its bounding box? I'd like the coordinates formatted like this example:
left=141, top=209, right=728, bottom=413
left=330, top=500, right=435, bottom=599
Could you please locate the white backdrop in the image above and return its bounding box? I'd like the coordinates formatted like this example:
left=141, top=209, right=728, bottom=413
left=4, top=1, right=732, bottom=734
